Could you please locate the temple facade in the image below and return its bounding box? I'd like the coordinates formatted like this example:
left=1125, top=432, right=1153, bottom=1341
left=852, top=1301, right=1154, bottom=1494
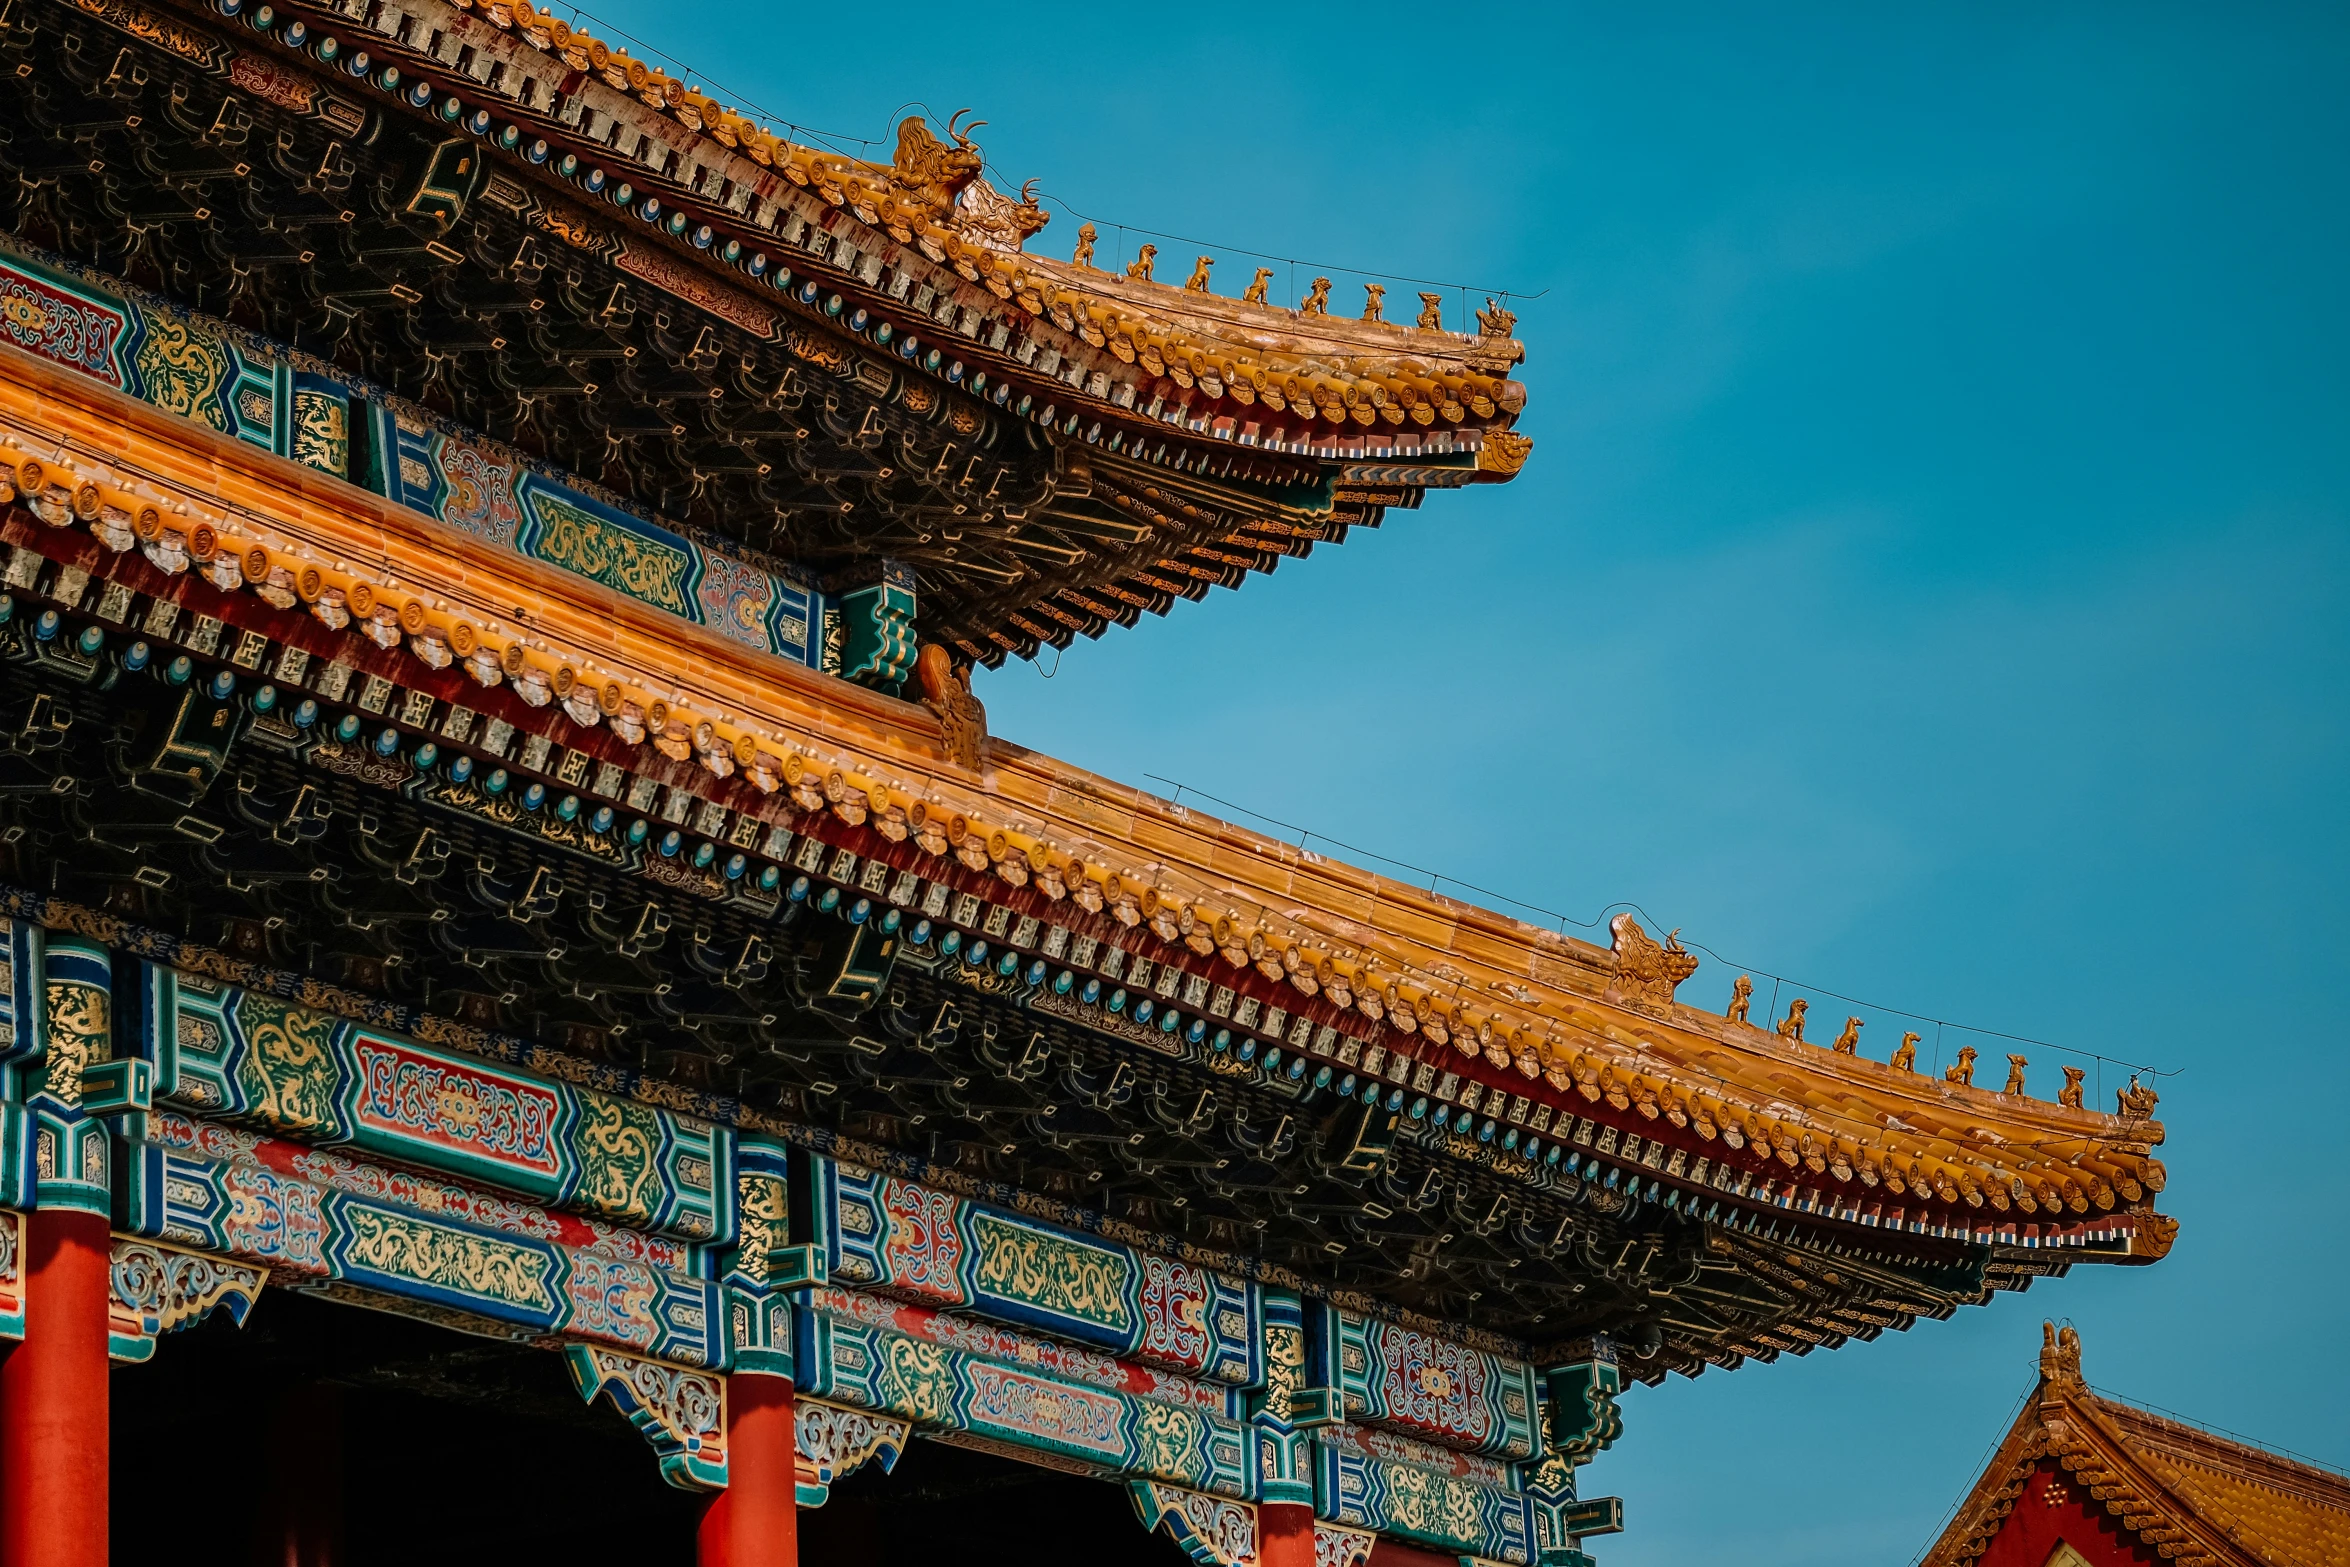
left=0, top=0, right=2176, bottom=1561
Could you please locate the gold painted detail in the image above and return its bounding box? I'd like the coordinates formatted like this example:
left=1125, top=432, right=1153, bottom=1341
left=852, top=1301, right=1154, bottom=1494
left=528, top=497, right=695, bottom=617
left=880, top=1333, right=955, bottom=1426
left=1131, top=1398, right=1208, bottom=1479
left=290, top=391, right=348, bottom=476
left=131, top=306, right=233, bottom=433
left=339, top=1205, right=554, bottom=1309
left=40, top=979, right=108, bottom=1107
left=968, top=1212, right=1132, bottom=1333
left=233, top=994, right=339, bottom=1134
left=734, top=1172, right=787, bottom=1286
left=573, top=1092, right=662, bottom=1224
left=1378, top=1460, right=1486, bottom=1549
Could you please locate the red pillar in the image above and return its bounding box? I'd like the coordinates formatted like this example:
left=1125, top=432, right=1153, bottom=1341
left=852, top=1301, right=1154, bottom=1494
left=0, top=1208, right=110, bottom=1567
left=1262, top=1500, right=1316, bottom=1567
left=699, top=1373, right=798, bottom=1567
left=260, top=1381, right=345, bottom=1566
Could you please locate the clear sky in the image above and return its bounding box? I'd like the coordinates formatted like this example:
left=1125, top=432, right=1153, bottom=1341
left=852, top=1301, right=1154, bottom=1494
left=589, top=3, right=2348, bottom=1558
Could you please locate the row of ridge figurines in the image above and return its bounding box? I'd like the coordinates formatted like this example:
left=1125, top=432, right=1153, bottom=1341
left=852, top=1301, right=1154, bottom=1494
left=1069, top=227, right=1518, bottom=340
left=1724, top=976, right=2158, bottom=1118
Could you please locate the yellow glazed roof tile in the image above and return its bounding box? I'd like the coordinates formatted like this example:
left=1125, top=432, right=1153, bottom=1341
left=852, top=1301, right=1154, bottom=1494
left=0, top=343, right=2169, bottom=1253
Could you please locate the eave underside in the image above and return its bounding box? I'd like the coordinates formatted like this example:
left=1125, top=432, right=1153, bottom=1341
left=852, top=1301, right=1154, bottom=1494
left=0, top=539, right=2059, bottom=1379
left=0, top=0, right=1424, bottom=661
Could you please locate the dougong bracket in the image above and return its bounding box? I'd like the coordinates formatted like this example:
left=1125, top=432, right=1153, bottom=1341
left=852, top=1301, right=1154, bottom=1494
left=106, top=1236, right=266, bottom=1363
left=1129, top=1482, right=1258, bottom=1567
left=565, top=1344, right=729, bottom=1491
left=794, top=1397, right=908, bottom=1508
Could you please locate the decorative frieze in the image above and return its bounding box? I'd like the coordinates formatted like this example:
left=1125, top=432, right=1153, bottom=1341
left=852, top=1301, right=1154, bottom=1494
left=124, top=1112, right=723, bottom=1367
left=1313, top=1435, right=1536, bottom=1565
left=144, top=962, right=731, bottom=1245
left=796, top=1300, right=1253, bottom=1498
left=1306, top=1304, right=1542, bottom=1461
left=809, top=1155, right=1261, bottom=1387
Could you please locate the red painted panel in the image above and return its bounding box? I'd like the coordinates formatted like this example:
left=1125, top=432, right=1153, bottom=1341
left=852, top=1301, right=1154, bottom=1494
left=1369, top=1539, right=1460, bottom=1567
left=1979, top=1461, right=2162, bottom=1567
left=0, top=1209, right=111, bottom=1567
left=1261, top=1502, right=1314, bottom=1567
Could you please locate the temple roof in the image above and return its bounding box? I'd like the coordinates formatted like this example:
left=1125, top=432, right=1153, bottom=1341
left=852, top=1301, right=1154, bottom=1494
left=1922, top=1326, right=2350, bottom=1567
left=481, top=3, right=1532, bottom=408
left=0, top=0, right=2177, bottom=1379
left=1, top=348, right=2175, bottom=1374
left=0, top=0, right=1531, bottom=663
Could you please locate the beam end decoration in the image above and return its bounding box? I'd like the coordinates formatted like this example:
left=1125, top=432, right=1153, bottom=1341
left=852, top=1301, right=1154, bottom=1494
left=34, top=934, right=115, bottom=1215
left=0, top=919, right=39, bottom=1217
left=104, top=1236, right=266, bottom=1364
left=1543, top=1341, right=1624, bottom=1467
left=793, top=1396, right=909, bottom=1508
left=1250, top=1292, right=1314, bottom=1508
left=727, top=1284, right=796, bottom=1382
left=838, top=562, right=917, bottom=691
left=565, top=1344, right=730, bottom=1492
left=1129, top=1481, right=1258, bottom=1567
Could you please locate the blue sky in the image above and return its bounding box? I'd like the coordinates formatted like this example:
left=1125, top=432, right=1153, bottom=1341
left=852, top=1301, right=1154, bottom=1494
left=592, top=3, right=2348, bottom=1558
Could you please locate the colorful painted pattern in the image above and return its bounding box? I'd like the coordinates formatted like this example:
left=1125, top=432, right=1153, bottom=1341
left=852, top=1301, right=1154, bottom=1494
left=104, top=1236, right=266, bottom=1364
left=0, top=246, right=273, bottom=449
left=1313, top=1417, right=1516, bottom=1489
left=0, top=1208, right=21, bottom=1343
left=814, top=1156, right=1260, bottom=1387
left=566, top=1344, right=729, bottom=1490
left=797, top=1301, right=1252, bottom=1498
left=804, top=1286, right=1245, bottom=1419
left=1314, top=1435, right=1536, bottom=1565
left=143, top=1110, right=698, bottom=1270
left=794, top=1397, right=908, bottom=1506
left=1311, top=1304, right=1541, bottom=1461
left=124, top=1117, right=721, bottom=1366
left=375, top=413, right=825, bottom=668
left=147, top=965, right=728, bottom=1244
left=1129, top=1480, right=1258, bottom=1566
left=0, top=234, right=834, bottom=671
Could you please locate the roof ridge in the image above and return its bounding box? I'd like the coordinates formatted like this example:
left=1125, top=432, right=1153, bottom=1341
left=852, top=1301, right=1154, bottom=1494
left=2085, top=1385, right=2350, bottom=1489
left=2059, top=1384, right=2275, bottom=1566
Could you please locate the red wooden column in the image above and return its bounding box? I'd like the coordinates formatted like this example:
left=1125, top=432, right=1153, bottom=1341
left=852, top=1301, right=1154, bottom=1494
left=1261, top=1501, right=1316, bottom=1567
left=261, top=1381, right=347, bottom=1566
left=0, top=1207, right=111, bottom=1567
left=698, top=1373, right=799, bottom=1567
